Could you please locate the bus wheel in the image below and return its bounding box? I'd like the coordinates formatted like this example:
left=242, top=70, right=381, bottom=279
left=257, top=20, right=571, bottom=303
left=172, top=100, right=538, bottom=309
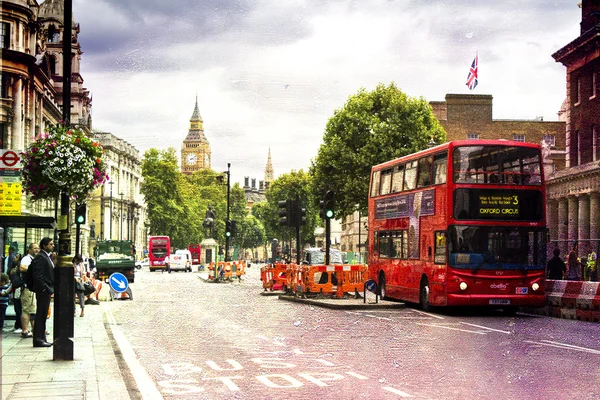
left=420, top=278, right=431, bottom=312
left=379, top=273, right=387, bottom=299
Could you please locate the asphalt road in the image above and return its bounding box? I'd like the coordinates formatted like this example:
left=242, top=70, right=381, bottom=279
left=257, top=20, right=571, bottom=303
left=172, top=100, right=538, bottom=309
left=104, top=264, right=600, bottom=400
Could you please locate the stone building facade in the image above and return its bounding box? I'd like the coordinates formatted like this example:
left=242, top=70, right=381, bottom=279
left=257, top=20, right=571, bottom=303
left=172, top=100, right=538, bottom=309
left=0, top=0, right=147, bottom=259
left=87, top=132, right=146, bottom=256
left=0, top=0, right=90, bottom=251
left=548, top=0, right=600, bottom=258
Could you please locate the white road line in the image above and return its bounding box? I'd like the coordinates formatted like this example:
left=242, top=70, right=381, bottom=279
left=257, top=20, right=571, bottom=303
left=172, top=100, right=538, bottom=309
left=346, top=371, right=368, bottom=379
left=315, top=358, right=335, bottom=366
left=460, top=322, right=511, bottom=334
left=415, top=323, right=487, bottom=335
left=524, top=340, right=600, bottom=355
left=104, top=306, right=164, bottom=400
left=293, top=348, right=304, bottom=354
left=411, top=309, right=445, bottom=319
left=382, top=386, right=414, bottom=397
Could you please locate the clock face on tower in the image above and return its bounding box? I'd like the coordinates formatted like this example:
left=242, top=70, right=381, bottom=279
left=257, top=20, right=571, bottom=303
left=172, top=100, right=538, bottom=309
left=204, top=153, right=210, bottom=165
left=186, top=153, right=197, bottom=165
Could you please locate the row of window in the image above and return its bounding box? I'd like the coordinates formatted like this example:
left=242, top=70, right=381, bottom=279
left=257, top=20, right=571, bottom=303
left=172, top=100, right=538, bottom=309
left=371, top=153, right=447, bottom=197
left=466, top=133, right=556, bottom=147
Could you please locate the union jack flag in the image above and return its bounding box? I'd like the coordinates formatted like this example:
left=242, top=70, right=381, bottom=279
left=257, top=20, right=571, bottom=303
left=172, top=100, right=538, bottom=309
left=465, top=54, right=478, bottom=90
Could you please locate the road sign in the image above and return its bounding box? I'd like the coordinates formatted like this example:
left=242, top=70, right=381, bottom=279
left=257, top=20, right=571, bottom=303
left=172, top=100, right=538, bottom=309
left=365, top=279, right=377, bottom=293
left=0, top=150, right=21, bottom=169
left=109, top=272, right=129, bottom=293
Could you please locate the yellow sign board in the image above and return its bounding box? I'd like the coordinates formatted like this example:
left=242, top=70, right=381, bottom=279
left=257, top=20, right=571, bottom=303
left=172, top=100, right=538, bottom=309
left=0, top=181, right=22, bottom=215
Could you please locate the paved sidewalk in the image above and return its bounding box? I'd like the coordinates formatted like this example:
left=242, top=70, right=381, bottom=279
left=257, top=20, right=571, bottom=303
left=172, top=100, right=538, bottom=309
left=1, top=301, right=131, bottom=400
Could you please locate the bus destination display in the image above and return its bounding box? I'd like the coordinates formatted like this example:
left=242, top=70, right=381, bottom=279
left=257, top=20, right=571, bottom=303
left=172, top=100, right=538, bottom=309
left=454, top=189, right=543, bottom=221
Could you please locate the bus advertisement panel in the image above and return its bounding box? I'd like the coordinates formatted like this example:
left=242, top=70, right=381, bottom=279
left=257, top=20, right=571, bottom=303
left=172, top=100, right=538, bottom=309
left=188, top=244, right=201, bottom=265
left=368, top=140, right=547, bottom=312
left=148, top=236, right=171, bottom=271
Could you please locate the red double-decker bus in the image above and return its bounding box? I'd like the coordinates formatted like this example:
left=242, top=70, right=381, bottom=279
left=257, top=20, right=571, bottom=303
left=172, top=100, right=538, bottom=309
left=188, top=244, right=201, bottom=265
left=368, top=140, right=547, bottom=311
left=148, top=236, right=171, bottom=272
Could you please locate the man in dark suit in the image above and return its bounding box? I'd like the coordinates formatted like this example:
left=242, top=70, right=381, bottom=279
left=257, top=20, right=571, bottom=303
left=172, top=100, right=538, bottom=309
left=32, top=237, right=55, bottom=347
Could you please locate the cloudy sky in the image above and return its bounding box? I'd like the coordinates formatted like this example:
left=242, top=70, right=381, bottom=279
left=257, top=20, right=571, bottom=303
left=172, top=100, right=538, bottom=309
left=72, top=0, right=581, bottom=186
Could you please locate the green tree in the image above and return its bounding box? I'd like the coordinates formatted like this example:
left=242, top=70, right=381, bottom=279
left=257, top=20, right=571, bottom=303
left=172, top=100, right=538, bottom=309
left=311, top=82, right=446, bottom=218
left=235, top=215, right=266, bottom=258
left=257, top=170, right=318, bottom=247
left=141, top=148, right=188, bottom=248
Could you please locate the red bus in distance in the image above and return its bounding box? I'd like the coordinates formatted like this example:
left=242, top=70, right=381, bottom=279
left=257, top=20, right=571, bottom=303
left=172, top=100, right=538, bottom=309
left=368, top=140, right=547, bottom=312
left=188, top=244, right=201, bottom=265
left=148, top=236, right=171, bottom=272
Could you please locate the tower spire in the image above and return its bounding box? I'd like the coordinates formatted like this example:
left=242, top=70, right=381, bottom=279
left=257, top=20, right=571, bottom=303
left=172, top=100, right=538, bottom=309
left=264, top=147, right=274, bottom=184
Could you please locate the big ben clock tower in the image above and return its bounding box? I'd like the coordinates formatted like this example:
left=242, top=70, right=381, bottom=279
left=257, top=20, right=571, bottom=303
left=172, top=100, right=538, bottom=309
left=181, top=96, right=211, bottom=174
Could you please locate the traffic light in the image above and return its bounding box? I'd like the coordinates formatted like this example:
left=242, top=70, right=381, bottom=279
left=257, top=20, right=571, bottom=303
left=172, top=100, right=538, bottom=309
left=278, top=200, right=290, bottom=226
left=225, top=220, right=232, bottom=237
left=324, top=190, right=335, bottom=219
left=298, top=206, right=306, bottom=226
left=230, top=220, right=237, bottom=236
left=75, top=203, right=86, bottom=225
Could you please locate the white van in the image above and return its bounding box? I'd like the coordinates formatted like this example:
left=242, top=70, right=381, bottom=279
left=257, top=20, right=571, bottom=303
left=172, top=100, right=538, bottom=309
left=174, top=249, right=193, bottom=272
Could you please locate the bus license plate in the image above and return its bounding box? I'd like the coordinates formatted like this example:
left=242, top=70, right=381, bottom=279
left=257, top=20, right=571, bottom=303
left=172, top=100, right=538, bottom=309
left=515, top=287, right=528, bottom=294
left=489, top=299, right=510, bottom=305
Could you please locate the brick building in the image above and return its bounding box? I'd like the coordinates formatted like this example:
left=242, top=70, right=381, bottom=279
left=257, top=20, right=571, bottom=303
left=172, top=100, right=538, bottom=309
left=548, top=0, right=600, bottom=259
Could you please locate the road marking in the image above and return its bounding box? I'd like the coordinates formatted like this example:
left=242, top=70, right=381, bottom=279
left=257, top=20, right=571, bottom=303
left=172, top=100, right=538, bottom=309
left=411, top=309, right=445, bottom=319
left=105, top=306, right=164, bottom=399
left=415, top=323, right=487, bottom=335
left=293, top=348, right=304, bottom=354
left=346, top=371, right=368, bottom=379
left=460, top=322, right=511, bottom=334
left=382, top=386, right=414, bottom=397
left=524, top=340, right=600, bottom=355
left=316, top=358, right=335, bottom=366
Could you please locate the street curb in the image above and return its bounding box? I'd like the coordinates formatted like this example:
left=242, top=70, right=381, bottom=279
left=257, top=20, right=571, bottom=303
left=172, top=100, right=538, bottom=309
left=277, top=294, right=406, bottom=310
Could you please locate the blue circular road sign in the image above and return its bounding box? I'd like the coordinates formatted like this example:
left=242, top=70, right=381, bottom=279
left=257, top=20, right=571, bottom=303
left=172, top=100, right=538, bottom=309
left=365, top=279, right=377, bottom=293
left=109, top=272, right=129, bottom=293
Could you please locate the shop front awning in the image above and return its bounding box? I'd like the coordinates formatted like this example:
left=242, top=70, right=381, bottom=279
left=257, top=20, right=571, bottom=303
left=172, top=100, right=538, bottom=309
left=0, top=215, right=57, bottom=229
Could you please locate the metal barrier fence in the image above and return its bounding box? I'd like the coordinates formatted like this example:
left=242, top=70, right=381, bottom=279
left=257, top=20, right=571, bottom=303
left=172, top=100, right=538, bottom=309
left=260, top=263, right=368, bottom=298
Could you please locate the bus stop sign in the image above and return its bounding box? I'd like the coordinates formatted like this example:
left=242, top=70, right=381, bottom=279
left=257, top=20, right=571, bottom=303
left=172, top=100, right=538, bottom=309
left=109, top=272, right=129, bottom=293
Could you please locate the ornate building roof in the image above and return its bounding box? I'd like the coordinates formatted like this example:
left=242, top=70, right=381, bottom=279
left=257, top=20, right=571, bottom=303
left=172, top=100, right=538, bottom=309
left=184, top=96, right=208, bottom=143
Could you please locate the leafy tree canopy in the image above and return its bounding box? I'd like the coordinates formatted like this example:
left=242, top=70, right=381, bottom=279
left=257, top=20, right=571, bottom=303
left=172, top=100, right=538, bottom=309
left=310, top=82, right=446, bottom=219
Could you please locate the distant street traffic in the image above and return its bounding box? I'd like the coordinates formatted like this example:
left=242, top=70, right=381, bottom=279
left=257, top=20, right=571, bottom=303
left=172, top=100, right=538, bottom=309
left=104, top=265, right=600, bottom=400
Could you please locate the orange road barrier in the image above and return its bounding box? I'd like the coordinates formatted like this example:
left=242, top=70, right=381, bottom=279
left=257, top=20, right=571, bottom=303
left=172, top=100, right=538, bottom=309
left=208, top=262, right=216, bottom=280
left=234, top=261, right=246, bottom=279
left=285, top=264, right=368, bottom=297
left=260, top=263, right=288, bottom=291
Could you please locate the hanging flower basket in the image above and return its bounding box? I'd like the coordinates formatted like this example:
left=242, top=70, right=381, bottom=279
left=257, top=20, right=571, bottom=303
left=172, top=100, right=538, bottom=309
left=20, top=123, right=109, bottom=201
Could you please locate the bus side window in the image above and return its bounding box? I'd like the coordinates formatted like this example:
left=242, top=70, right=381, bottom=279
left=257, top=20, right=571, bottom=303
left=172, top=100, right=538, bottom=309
left=370, top=170, right=381, bottom=197
left=433, top=153, right=447, bottom=185
left=403, top=161, right=417, bottom=191
left=391, top=164, right=404, bottom=193
left=417, top=156, right=433, bottom=188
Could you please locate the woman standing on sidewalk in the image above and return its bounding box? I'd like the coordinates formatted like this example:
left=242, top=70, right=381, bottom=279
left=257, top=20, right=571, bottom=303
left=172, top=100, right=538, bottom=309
left=73, top=254, right=86, bottom=317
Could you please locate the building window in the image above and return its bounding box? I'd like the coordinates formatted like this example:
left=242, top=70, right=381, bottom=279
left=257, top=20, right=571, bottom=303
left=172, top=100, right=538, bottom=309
left=543, top=134, right=556, bottom=148
left=594, top=125, right=598, bottom=162
left=0, top=73, right=7, bottom=98
left=0, top=23, right=9, bottom=49
left=512, top=134, right=525, bottom=142
left=592, top=72, right=597, bottom=99
left=467, top=133, right=479, bottom=140
left=575, top=77, right=581, bottom=105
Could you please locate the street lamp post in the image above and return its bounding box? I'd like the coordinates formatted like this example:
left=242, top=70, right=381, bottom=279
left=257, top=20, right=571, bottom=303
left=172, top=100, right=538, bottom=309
left=119, top=192, right=124, bottom=241
left=225, top=163, right=231, bottom=262
left=108, top=181, right=114, bottom=240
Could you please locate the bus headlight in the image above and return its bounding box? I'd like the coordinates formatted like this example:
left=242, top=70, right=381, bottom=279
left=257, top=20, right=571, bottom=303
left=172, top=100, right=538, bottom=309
left=459, top=281, right=468, bottom=291
left=531, top=282, right=540, bottom=291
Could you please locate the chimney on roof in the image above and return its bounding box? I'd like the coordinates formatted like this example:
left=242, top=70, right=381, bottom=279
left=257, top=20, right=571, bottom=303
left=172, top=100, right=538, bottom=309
left=580, top=0, right=600, bottom=34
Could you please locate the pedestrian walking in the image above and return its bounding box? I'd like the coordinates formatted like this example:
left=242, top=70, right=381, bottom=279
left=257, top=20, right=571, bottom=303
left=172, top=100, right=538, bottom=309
left=31, top=237, right=55, bottom=347
left=566, top=250, right=582, bottom=281
left=19, top=243, right=39, bottom=338
left=73, top=254, right=86, bottom=317
left=0, top=273, right=11, bottom=332
left=8, top=253, right=23, bottom=333
left=547, top=248, right=566, bottom=280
